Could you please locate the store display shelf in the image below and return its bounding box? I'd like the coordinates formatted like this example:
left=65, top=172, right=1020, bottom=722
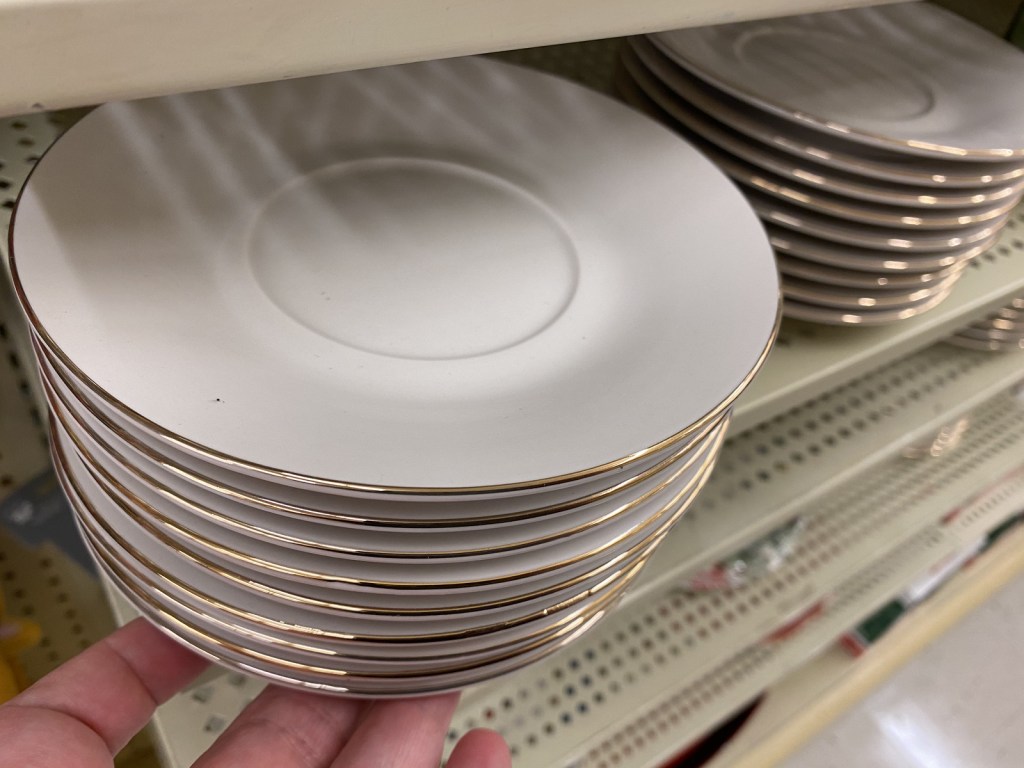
left=0, top=0, right=889, bottom=118
left=632, top=343, right=1024, bottom=600
left=121, top=390, right=1024, bottom=768
left=707, top=523, right=1024, bottom=768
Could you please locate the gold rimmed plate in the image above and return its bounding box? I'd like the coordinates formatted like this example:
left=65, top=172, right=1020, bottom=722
left=617, top=47, right=1023, bottom=210
left=12, top=56, right=779, bottom=498
left=767, top=226, right=997, bottom=273
left=783, top=283, right=957, bottom=326
left=54, top=378, right=727, bottom=561
left=781, top=272, right=962, bottom=311
left=750, top=190, right=1007, bottom=253
left=625, top=36, right=1024, bottom=188
left=39, top=341, right=728, bottom=530
left=776, top=254, right=965, bottom=291
left=649, top=4, right=1024, bottom=160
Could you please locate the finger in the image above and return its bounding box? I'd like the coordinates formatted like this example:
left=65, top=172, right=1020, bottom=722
left=194, top=685, right=366, bottom=768
left=1, top=618, right=207, bottom=758
left=329, top=692, right=459, bottom=768
left=447, top=728, right=512, bottom=768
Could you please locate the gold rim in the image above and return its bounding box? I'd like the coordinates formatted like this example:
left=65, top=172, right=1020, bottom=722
left=780, top=270, right=963, bottom=311
left=38, top=345, right=727, bottom=528
left=51, top=421, right=708, bottom=593
left=61, top=442, right=643, bottom=650
left=617, top=49, right=1022, bottom=209
left=96, top=560, right=612, bottom=695
left=55, top=413, right=671, bottom=617
left=643, top=30, right=1024, bottom=162
left=617, top=56, right=1023, bottom=225
left=52, top=374, right=725, bottom=559
left=53, top=413, right=721, bottom=589
left=782, top=281, right=959, bottom=326
left=14, top=264, right=778, bottom=496
left=626, top=37, right=1024, bottom=184
left=84, top=518, right=640, bottom=668
left=769, top=230, right=1000, bottom=273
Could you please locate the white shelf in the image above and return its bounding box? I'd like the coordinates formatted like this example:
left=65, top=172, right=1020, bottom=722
left=0, top=0, right=891, bottom=117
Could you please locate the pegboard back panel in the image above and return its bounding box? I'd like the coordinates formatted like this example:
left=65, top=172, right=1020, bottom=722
left=573, top=463, right=1024, bottom=768
left=636, top=344, right=1024, bottom=596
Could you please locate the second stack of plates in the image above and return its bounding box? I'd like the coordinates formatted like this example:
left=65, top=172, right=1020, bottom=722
left=947, top=296, right=1024, bottom=352
left=617, top=2, right=1024, bottom=325
left=11, top=56, right=780, bottom=694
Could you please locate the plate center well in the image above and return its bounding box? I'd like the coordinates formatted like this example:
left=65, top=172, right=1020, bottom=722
left=733, top=27, right=935, bottom=123
left=247, top=157, right=579, bottom=360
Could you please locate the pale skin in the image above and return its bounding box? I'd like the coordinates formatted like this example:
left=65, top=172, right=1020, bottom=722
left=0, top=618, right=512, bottom=768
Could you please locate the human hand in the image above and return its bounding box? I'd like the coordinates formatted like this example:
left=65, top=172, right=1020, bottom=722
left=0, top=618, right=511, bottom=768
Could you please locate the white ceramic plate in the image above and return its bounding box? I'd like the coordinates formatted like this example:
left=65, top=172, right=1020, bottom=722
left=63, top=450, right=644, bottom=651
left=776, top=254, right=964, bottom=290
left=618, top=47, right=1021, bottom=209
left=946, top=335, right=1024, bottom=352
left=56, top=377, right=726, bottom=560
left=55, top=422, right=711, bottom=593
left=767, top=226, right=996, bottom=273
left=693, top=136, right=1017, bottom=230
left=626, top=36, right=1024, bottom=188
left=783, top=285, right=956, bottom=325
left=13, top=56, right=778, bottom=496
left=650, top=3, right=1024, bottom=159
left=39, top=342, right=725, bottom=529
left=781, top=273, right=961, bottom=310
left=750, top=191, right=1006, bottom=252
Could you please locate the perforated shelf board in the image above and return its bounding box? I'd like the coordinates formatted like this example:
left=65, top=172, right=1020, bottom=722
left=632, top=342, right=1024, bottom=602
left=119, top=389, right=1024, bottom=768
left=707, top=523, right=1024, bottom=768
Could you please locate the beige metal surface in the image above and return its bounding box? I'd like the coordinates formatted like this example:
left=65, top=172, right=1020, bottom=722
left=708, top=523, right=1024, bottom=768
left=0, top=0, right=891, bottom=117
left=635, top=344, right=1024, bottom=600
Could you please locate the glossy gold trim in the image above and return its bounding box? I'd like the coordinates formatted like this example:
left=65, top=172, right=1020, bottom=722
left=53, top=377, right=725, bottom=559
left=782, top=281, right=959, bottom=326
left=54, top=414, right=720, bottom=589
left=643, top=29, right=1024, bottom=162
left=56, top=413, right=720, bottom=589
left=39, top=347, right=727, bottom=528
left=780, top=270, right=963, bottom=311
left=626, top=36, right=1024, bottom=185
left=61, top=443, right=641, bottom=652
left=84, top=519, right=638, bottom=669
left=14, top=260, right=779, bottom=495
left=619, top=46, right=1023, bottom=209
left=54, top=422, right=675, bottom=621
left=96, top=557, right=611, bottom=695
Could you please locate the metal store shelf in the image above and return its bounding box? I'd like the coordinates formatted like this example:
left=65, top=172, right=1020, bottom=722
left=707, top=519, right=1024, bottom=768
left=114, top=387, right=1024, bottom=768
left=564, top=473, right=1024, bottom=768
left=0, top=0, right=887, bottom=117
left=633, top=343, right=1024, bottom=601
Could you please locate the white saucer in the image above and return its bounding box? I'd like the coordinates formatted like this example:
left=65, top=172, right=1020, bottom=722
left=12, top=56, right=778, bottom=495
left=776, top=254, right=963, bottom=290
left=767, top=226, right=996, bottom=273
left=750, top=191, right=1005, bottom=252
left=650, top=3, right=1024, bottom=159
left=626, top=36, right=1024, bottom=188
left=618, top=46, right=1022, bottom=209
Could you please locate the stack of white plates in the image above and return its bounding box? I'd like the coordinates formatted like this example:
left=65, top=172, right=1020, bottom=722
left=947, top=296, right=1024, bottom=352
left=10, top=57, right=779, bottom=695
left=617, top=3, right=1024, bottom=325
